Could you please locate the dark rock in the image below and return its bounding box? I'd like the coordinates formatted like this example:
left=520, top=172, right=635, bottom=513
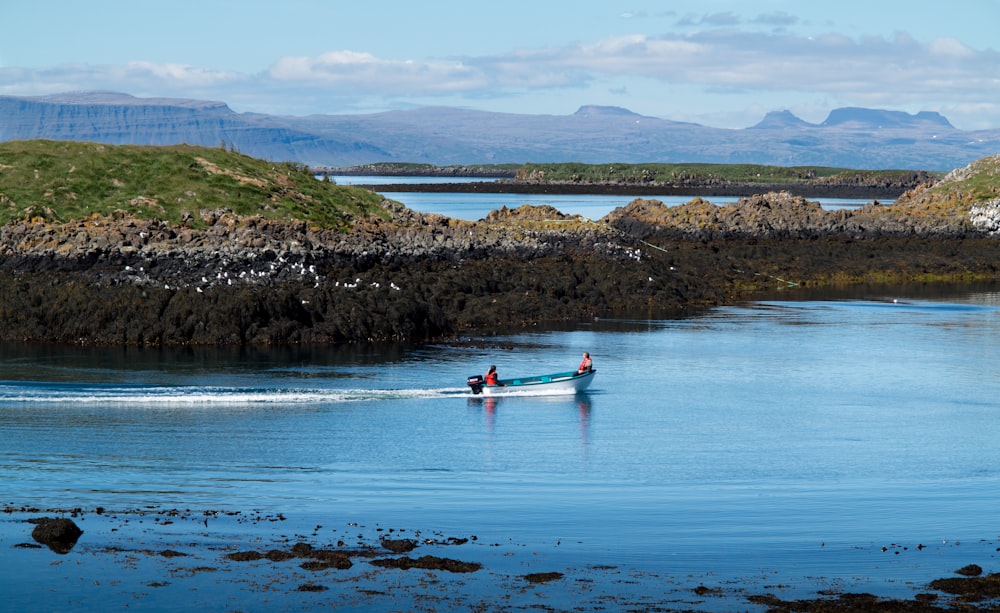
left=300, top=559, right=352, bottom=571
left=294, top=583, right=328, bottom=592
left=226, top=551, right=264, bottom=562
left=957, top=564, right=984, bottom=577
left=30, top=517, right=83, bottom=554
left=370, top=555, right=482, bottom=573
left=930, top=573, right=1000, bottom=600
left=265, top=549, right=294, bottom=562
left=523, top=571, right=564, bottom=584
left=309, top=549, right=356, bottom=562
left=380, top=538, right=417, bottom=553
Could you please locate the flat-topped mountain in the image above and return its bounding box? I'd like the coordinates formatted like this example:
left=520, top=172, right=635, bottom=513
left=1, top=92, right=997, bottom=170
left=572, top=105, right=647, bottom=118
left=820, top=107, right=954, bottom=129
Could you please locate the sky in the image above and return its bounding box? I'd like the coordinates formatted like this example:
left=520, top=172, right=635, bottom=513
left=2, top=1, right=999, bottom=130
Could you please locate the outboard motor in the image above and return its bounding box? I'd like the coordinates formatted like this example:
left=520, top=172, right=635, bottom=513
left=467, top=375, right=484, bottom=395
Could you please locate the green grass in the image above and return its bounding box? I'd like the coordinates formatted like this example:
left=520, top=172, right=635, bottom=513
left=331, top=162, right=522, bottom=175
left=925, top=155, right=1000, bottom=204
left=514, top=162, right=928, bottom=183
left=325, top=160, right=948, bottom=185
left=0, top=140, right=390, bottom=228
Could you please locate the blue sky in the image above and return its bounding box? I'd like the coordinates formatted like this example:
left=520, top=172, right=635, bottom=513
left=2, top=1, right=998, bottom=130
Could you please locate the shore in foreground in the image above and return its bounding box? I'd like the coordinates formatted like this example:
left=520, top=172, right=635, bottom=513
left=5, top=506, right=1000, bottom=612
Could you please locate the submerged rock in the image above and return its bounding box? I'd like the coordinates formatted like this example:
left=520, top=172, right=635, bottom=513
left=30, top=518, right=83, bottom=554
left=370, top=555, right=482, bottom=573
left=381, top=538, right=417, bottom=553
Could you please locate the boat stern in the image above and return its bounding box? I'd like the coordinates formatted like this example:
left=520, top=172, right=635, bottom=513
left=467, top=375, right=485, bottom=395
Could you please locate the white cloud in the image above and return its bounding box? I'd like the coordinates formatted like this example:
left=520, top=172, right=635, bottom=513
left=0, top=26, right=998, bottom=130
left=700, top=12, right=742, bottom=27
left=0, top=62, right=244, bottom=98
left=268, top=52, right=487, bottom=94
left=533, top=30, right=1000, bottom=110
left=928, top=37, right=975, bottom=58
left=121, top=61, right=243, bottom=87
left=753, top=12, right=799, bottom=27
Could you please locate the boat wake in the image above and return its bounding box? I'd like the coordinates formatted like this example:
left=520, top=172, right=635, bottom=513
left=0, top=382, right=471, bottom=406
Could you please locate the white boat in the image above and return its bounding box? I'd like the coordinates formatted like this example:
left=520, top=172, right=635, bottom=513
left=467, top=369, right=596, bottom=396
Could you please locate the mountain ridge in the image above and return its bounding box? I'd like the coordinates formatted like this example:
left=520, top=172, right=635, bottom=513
left=0, top=91, right=996, bottom=170
left=750, top=110, right=816, bottom=130
left=821, top=107, right=954, bottom=129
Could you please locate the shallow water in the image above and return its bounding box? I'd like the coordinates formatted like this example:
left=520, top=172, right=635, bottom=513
left=3, top=286, right=1000, bottom=609
left=328, top=175, right=874, bottom=220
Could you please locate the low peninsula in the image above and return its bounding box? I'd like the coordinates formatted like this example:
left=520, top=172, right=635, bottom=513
left=1, top=141, right=999, bottom=346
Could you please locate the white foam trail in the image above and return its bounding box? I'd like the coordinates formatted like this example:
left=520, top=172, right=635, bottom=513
left=0, top=384, right=471, bottom=406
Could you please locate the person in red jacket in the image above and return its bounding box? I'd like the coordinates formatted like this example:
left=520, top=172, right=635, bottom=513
left=484, top=365, right=499, bottom=385
left=577, top=352, right=593, bottom=374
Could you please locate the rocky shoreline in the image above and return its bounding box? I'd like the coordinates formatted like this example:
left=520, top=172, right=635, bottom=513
left=1, top=153, right=999, bottom=346
left=5, top=505, right=1000, bottom=611
left=327, top=165, right=936, bottom=201
left=351, top=179, right=911, bottom=200
left=2, top=182, right=1000, bottom=346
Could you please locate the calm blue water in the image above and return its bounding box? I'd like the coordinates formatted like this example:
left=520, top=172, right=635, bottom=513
left=328, top=175, right=874, bottom=220
left=3, top=288, right=1000, bottom=609
left=0, top=183, right=992, bottom=608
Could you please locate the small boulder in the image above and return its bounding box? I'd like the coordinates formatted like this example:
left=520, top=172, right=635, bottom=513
left=957, top=564, right=984, bottom=577
left=30, top=518, right=83, bottom=554
left=381, top=538, right=417, bottom=553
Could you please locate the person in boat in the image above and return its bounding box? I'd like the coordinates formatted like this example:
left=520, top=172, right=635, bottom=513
left=576, top=352, right=593, bottom=374
left=484, top=365, right=500, bottom=386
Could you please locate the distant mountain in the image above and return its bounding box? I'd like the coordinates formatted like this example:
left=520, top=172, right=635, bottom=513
left=573, top=105, right=645, bottom=118
left=750, top=110, right=815, bottom=130
left=821, top=107, right=954, bottom=129
left=1, top=92, right=997, bottom=170
left=0, top=92, right=391, bottom=166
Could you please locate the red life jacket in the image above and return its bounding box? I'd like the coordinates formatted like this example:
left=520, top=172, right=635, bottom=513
left=485, top=371, right=498, bottom=385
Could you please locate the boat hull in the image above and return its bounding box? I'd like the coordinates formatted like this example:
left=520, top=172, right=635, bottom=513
left=468, top=369, right=595, bottom=396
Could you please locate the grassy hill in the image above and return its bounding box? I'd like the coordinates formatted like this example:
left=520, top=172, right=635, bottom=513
left=921, top=154, right=1000, bottom=204
left=0, top=140, right=389, bottom=228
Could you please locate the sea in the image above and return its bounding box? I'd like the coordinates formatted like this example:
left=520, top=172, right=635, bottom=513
left=329, top=174, right=874, bottom=220
left=2, top=183, right=999, bottom=611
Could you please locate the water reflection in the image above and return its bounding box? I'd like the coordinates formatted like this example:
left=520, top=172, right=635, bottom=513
left=576, top=395, right=592, bottom=433
left=467, top=393, right=594, bottom=447
left=754, top=281, right=1000, bottom=304
left=0, top=341, right=425, bottom=384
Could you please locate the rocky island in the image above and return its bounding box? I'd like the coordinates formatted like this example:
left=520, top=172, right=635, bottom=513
left=1, top=141, right=999, bottom=346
